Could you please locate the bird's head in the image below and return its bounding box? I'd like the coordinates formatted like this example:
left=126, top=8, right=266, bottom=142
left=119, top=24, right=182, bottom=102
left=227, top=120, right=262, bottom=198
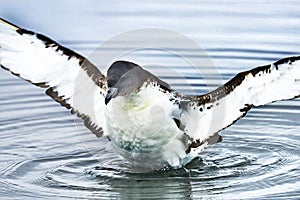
left=105, top=61, right=171, bottom=104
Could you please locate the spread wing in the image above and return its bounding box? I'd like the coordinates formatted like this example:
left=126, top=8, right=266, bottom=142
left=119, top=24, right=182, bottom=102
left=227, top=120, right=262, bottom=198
left=0, top=18, right=107, bottom=137
left=181, top=56, right=300, bottom=151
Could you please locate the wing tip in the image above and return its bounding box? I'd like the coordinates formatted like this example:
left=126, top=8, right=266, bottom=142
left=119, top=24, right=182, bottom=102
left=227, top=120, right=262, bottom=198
left=274, top=55, right=300, bottom=66
left=0, top=17, right=36, bottom=36
left=0, top=17, right=19, bottom=31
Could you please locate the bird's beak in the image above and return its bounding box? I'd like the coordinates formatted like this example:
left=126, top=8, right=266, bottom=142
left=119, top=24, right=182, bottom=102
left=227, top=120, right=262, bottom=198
left=105, top=87, right=118, bottom=105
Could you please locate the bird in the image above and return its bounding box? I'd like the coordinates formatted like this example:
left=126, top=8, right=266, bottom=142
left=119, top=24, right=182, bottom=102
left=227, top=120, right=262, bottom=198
left=1, top=18, right=300, bottom=170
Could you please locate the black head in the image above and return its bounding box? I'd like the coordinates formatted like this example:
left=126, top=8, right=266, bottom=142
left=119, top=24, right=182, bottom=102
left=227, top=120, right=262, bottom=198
left=105, top=60, right=171, bottom=104
left=107, top=61, right=139, bottom=88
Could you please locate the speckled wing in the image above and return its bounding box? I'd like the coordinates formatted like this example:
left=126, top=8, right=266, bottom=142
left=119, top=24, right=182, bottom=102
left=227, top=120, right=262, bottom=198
left=181, top=56, right=300, bottom=151
left=0, top=18, right=107, bottom=137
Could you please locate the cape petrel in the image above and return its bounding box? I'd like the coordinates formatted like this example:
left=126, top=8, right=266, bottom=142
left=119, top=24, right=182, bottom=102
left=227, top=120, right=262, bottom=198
left=1, top=18, right=299, bottom=169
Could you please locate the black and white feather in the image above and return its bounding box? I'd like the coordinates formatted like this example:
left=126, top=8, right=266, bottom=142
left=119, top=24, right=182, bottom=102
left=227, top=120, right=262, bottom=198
left=181, top=56, right=300, bottom=155
left=1, top=18, right=299, bottom=169
left=0, top=18, right=107, bottom=137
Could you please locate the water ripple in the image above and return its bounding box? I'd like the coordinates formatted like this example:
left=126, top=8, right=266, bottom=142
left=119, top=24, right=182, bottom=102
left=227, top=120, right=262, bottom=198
left=1, top=2, right=300, bottom=197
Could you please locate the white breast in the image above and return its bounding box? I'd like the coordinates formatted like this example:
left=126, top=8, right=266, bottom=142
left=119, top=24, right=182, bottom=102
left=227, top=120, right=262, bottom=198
left=105, top=85, right=188, bottom=169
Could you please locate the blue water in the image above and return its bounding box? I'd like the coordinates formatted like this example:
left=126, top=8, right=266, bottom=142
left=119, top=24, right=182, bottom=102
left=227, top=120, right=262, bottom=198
left=0, top=0, right=300, bottom=199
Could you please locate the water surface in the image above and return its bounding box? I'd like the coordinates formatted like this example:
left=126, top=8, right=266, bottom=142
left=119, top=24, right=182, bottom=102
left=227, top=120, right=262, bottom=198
left=0, top=0, right=300, bottom=199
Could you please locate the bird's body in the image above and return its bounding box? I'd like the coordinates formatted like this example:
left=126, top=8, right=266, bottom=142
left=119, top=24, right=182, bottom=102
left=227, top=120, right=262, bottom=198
left=106, top=83, right=189, bottom=168
left=1, top=18, right=300, bottom=170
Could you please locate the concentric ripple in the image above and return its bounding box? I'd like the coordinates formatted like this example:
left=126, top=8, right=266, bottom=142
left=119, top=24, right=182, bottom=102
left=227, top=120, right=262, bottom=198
left=1, top=119, right=299, bottom=199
